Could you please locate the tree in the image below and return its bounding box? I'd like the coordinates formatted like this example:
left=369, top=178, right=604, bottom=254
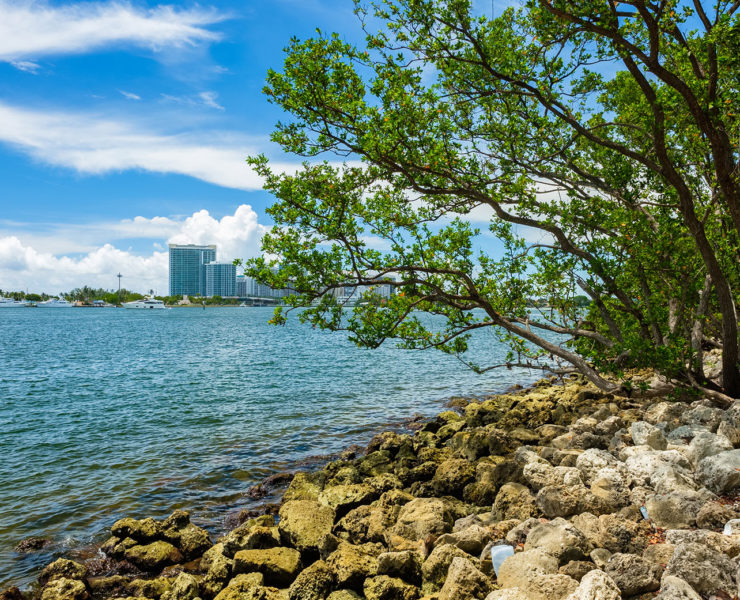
left=247, top=0, right=740, bottom=400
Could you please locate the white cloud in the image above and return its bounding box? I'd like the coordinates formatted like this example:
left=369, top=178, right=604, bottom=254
left=0, top=205, right=268, bottom=293
left=160, top=90, right=224, bottom=110
left=0, top=101, right=276, bottom=190
left=198, top=91, right=224, bottom=110
left=0, top=1, right=225, bottom=64
left=9, top=59, right=41, bottom=73
left=119, top=90, right=141, bottom=101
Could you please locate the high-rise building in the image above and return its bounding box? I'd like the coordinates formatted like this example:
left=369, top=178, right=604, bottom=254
left=169, top=244, right=216, bottom=296
left=205, top=262, right=236, bottom=297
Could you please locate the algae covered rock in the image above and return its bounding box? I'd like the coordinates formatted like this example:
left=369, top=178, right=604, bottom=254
left=431, top=459, right=476, bottom=497
left=386, top=498, right=454, bottom=544
left=437, top=556, right=491, bottom=600
left=213, top=573, right=264, bottom=600
left=40, top=578, right=89, bottom=600
left=278, top=500, right=335, bottom=553
left=39, top=559, right=88, bottom=585
left=288, top=559, right=335, bottom=600
left=420, top=543, right=471, bottom=592
left=233, top=547, right=302, bottom=587
left=363, top=575, right=420, bottom=600
left=160, top=573, right=199, bottom=600
left=125, top=577, right=174, bottom=599
left=112, top=517, right=162, bottom=542
left=492, top=483, right=537, bottom=521
left=124, top=540, right=184, bottom=571
left=318, top=484, right=377, bottom=516
left=283, top=472, right=327, bottom=503
left=326, top=542, right=379, bottom=590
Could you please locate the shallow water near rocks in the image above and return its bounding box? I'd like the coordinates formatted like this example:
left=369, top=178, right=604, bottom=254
left=0, top=307, right=553, bottom=588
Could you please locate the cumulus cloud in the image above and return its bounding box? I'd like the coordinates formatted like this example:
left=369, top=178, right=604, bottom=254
left=0, top=205, right=267, bottom=293
left=0, top=0, right=224, bottom=64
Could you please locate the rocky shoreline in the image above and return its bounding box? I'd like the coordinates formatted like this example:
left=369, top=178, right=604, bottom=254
left=3, top=373, right=739, bottom=600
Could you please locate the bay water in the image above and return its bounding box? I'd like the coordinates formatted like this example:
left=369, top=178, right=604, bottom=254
left=0, top=307, right=548, bottom=588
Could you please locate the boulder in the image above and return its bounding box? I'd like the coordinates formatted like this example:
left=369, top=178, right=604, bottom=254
left=435, top=525, right=492, bottom=556
left=664, top=528, right=740, bottom=558
left=39, top=559, right=88, bottom=585
left=603, top=553, right=660, bottom=596
left=278, top=500, right=335, bottom=553
left=696, top=500, right=738, bottom=529
left=326, top=543, right=379, bottom=590
left=288, top=559, right=335, bottom=600
left=588, top=467, right=630, bottom=512
left=40, top=578, right=89, bottom=600
left=318, top=484, right=377, bottom=517
left=562, top=569, right=620, bottom=600
left=663, top=541, right=736, bottom=596
left=558, top=561, right=595, bottom=582
left=687, top=431, right=733, bottom=467
left=681, top=403, right=723, bottom=431
left=327, top=592, right=362, bottom=600
left=493, top=484, right=537, bottom=521
left=695, top=449, right=740, bottom=493
left=438, top=556, right=492, bottom=600
left=525, top=574, right=578, bottom=600
left=642, top=543, right=675, bottom=567
left=654, top=576, right=701, bottom=600
left=377, top=551, right=422, bottom=585
left=125, top=576, right=173, bottom=599
left=421, top=544, right=471, bottom=592
left=535, top=485, right=582, bottom=518
left=283, top=471, right=327, bottom=502
left=644, top=490, right=712, bottom=529
left=161, top=573, right=199, bottom=600
left=386, top=498, right=454, bottom=544
left=363, top=575, right=420, bottom=600
left=233, top=547, right=302, bottom=587
left=630, top=421, right=667, bottom=450
left=336, top=503, right=399, bottom=545
left=496, top=548, right=558, bottom=589
left=524, top=518, right=591, bottom=564
left=213, top=573, right=265, bottom=600
left=522, top=463, right=583, bottom=491
left=124, top=540, right=184, bottom=571
left=111, top=517, right=162, bottom=542
left=431, top=459, right=476, bottom=497
left=173, top=523, right=213, bottom=559
left=485, top=590, right=531, bottom=600
left=621, top=449, right=691, bottom=486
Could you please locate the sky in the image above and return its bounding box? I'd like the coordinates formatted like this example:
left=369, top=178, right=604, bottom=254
left=0, top=0, right=517, bottom=295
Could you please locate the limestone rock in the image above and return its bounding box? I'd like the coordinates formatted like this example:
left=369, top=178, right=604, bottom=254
left=326, top=592, right=362, bottom=600
left=387, top=498, right=454, bottom=544
left=421, top=544, right=471, bottom=592
left=622, top=449, right=691, bottom=486
left=524, top=518, right=591, bottom=564
left=535, top=485, right=582, bottom=518
left=39, top=559, right=88, bottom=585
left=288, top=559, right=335, bottom=600
left=125, top=576, right=173, bottom=599
left=654, top=576, right=701, bottom=600
left=318, top=484, right=377, bottom=517
left=326, top=543, right=379, bottom=590
left=696, top=500, right=738, bottom=529
left=124, top=540, right=184, bottom=571
left=336, top=503, right=398, bottom=545
left=562, top=570, right=620, bottom=600
left=233, top=547, right=302, bottom=587
left=525, top=574, right=578, bottom=600
left=496, top=548, right=558, bottom=589
left=111, top=518, right=162, bottom=542
left=213, top=573, right=264, bottom=600
left=664, top=528, right=740, bottom=558
left=695, top=449, right=740, bottom=493
left=603, top=553, right=660, bottom=596
left=283, top=472, right=327, bottom=503
left=438, top=556, right=492, bottom=600
left=377, top=551, right=422, bottom=585
left=630, top=422, right=667, bottom=450
left=278, top=501, right=335, bottom=553
left=431, top=459, right=476, bottom=497
left=558, top=561, right=595, bottom=582
left=493, top=484, right=537, bottom=521
left=363, top=575, right=420, bottom=600
left=484, top=590, right=531, bottom=600
left=687, top=431, right=733, bottom=467
left=435, top=525, right=492, bottom=556
left=522, top=463, right=583, bottom=491
left=40, top=578, right=89, bottom=600
left=174, top=523, right=213, bottom=559
left=161, top=573, right=199, bottom=600
left=644, top=490, right=713, bottom=529
left=663, top=541, right=736, bottom=596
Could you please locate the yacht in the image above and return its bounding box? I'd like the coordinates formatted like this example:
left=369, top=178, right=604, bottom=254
left=122, top=297, right=168, bottom=310
left=38, top=297, right=73, bottom=308
left=0, top=296, right=28, bottom=308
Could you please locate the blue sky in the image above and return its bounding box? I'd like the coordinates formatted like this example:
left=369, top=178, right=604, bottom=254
left=0, top=0, right=516, bottom=294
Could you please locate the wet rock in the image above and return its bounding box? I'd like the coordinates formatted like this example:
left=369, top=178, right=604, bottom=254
left=630, top=421, right=667, bottom=450
left=696, top=500, right=738, bottom=529
left=493, top=483, right=537, bottom=521
left=603, top=553, right=659, bottom=596
left=201, top=544, right=233, bottom=597
left=288, top=559, right=335, bottom=600
left=170, top=522, right=212, bottom=560
left=363, top=575, right=420, bottom=600
left=278, top=500, right=335, bottom=553
left=438, top=556, right=492, bottom=600
left=112, top=518, right=162, bottom=543
left=14, top=536, right=52, bottom=553
left=376, top=551, right=422, bottom=585
left=359, top=451, right=394, bottom=477
left=654, top=575, right=701, bottom=600
left=558, top=561, right=595, bottom=582
left=524, top=518, right=590, bottom=564
left=386, top=498, right=454, bottom=545
left=318, top=484, right=377, bottom=517
left=563, top=569, right=620, bottom=600
left=0, top=588, right=23, bottom=600
left=663, top=541, right=736, bottom=596
left=39, top=559, right=88, bottom=585
left=40, top=578, right=89, bottom=600
left=695, top=449, right=740, bottom=493
left=326, top=542, right=379, bottom=590
left=125, top=576, right=173, bottom=599
left=497, top=548, right=558, bottom=589
left=87, top=575, right=128, bottom=598
left=124, top=541, right=184, bottom=571
left=421, top=544, right=471, bottom=592
left=687, top=431, right=733, bottom=467
left=160, top=573, right=199, bottom=600
left=222, top=516, right=278, bottom=557
left=233, top=547, right=302, bottom=587
left=213, top=573, right=265, bottom=600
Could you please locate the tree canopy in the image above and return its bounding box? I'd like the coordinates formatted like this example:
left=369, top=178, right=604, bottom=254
left=246, top=0, right=740, bottom=400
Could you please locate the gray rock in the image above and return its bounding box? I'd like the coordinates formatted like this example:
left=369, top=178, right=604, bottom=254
left=589, top=549, right=611, bottom=569
left=524, top=518, right=590, bottom=564
left=681, top=404, right=723, bottom=431
left=665, top=424, right=710, bottom=442
left=644, top=489, right=714, bottom=529
left=655, top=575, right=701, bottom=600
left=687, top=431, right=733, bottom=467
left=522, top=462, right=583, bottom=491
left=663, top=541, right=736, bottom=596
left=496, top=548, right=558, bottom=589
left=574, top=450, right=619, bottom=485
left=604, top=553, right=660, bottom=596
left=562, top=569, right=620, bottom=600
left=631, top=421, right=668, bottom=450
left=695, top=449, right=740, bottom=493
left=622, top=449, right=691, bottom=487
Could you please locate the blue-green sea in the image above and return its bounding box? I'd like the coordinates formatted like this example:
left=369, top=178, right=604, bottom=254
left=0, top=307, right=546, bottom=589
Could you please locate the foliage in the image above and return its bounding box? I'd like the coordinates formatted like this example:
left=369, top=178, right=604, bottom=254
left=247, top=0, right=740, bottom=398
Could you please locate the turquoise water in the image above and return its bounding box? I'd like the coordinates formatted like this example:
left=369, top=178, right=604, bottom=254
left=0, top=307, right=545, bottom=588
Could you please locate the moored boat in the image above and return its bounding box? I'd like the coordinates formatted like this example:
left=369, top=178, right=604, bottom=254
left=0, top=297, right=28, bottom=308
left=38, top=297, right=73, bottom=308
left=122, top=297, right=168, bottom=310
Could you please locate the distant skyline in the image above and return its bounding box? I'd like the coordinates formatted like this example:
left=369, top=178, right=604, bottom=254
left=0, top=0, right=518, bottom=294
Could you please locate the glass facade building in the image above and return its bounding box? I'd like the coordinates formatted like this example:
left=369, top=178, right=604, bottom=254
left=168, top=244, right=216, bottom=296
left=205, top=262, right=237, bottom=297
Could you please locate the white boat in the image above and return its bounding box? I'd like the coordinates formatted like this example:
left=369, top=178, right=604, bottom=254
left=38, top=297, right=73, bottom=308
left=122, top=297, right=168, bottom=310
left=0, top=296, right=28, bottom=308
